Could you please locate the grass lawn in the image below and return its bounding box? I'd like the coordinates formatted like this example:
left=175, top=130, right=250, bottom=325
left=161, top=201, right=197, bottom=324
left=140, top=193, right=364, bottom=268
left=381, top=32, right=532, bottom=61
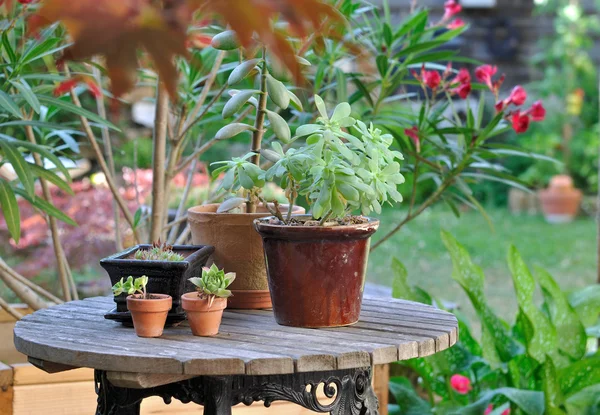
left=368, top=206, right=597, bottom=323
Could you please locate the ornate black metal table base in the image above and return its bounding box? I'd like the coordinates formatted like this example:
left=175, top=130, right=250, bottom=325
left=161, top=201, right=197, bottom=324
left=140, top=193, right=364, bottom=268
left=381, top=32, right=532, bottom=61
left=95, top=367, right=379, bottom=415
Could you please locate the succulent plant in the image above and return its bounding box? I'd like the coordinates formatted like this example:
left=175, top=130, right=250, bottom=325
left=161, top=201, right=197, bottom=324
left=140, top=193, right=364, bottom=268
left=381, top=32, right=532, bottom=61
left=112, top=275, right=149, bottom=299
left=188, top=264, right=236, bottom=307
left=134, top=241, right=184, bottom=262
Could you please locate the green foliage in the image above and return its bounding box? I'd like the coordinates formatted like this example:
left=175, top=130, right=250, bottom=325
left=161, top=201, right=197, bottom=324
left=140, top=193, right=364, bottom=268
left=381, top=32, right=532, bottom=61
left=389, top=232, right=600, bottom=415
left=134, top=242, right=184, bottom=262
left=112, top=276, right=149, bottom=299
left=188, top=264, right=236, bottom=304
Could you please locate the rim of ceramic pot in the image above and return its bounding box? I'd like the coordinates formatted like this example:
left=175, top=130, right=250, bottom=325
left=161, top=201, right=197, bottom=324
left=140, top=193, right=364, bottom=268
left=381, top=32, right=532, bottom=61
left=99, top=244, right=214, bottom=267
left=181, top=292, right=227, bottom=310
left=253, top=215, right=380, bottom=240
left=188, top=203, right=304, bottom=219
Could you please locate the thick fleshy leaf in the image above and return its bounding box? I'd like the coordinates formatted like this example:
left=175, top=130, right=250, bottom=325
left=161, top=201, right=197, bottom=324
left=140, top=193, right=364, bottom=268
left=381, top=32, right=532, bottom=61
left=296, top=124, right=322, bottom=137
left=217, top=197, right=246, bottom=213
left=215, top=123, right=254, bottom=140
left=288, top=90, right=303, bottom=111
left=314, top=94, right=328, bottom=119
left=330, top=102, right=351, bottom=123
left=266, top=110, right=291, bottom=143
left=228, top=59, right=260, bottom=85
left=222, top=90, right=257, bottom=118
left=211, top=30, right=240, bottom=51
left=266, top=75, right=290, bottom=109
left=0, top=179, right=20, bottom=244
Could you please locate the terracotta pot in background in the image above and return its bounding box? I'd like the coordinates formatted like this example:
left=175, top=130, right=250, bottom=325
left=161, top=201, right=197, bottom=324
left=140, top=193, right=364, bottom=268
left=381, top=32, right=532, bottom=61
left=181, top=293, right=227, bottom=336
left=127, top=294, right=172, bottom=338
left=538, top=175, right=582, bottom=224
left=187, top=203, right=304, bottom=309
left=253, top=216, right=379, bottom=328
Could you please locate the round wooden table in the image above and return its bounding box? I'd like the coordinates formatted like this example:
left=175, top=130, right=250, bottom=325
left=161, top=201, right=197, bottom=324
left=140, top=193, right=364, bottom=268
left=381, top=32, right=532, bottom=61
left=13, top=295, right=458, bottom=415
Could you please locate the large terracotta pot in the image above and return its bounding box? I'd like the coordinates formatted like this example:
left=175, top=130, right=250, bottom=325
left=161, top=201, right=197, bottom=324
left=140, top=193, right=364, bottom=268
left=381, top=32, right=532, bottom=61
left=181, top=293, right=227, bottom=336
left=187, top=203, right=304, bottom=309
left=253, top=216, right=379, bottom=328
left=538, top=175, right=582, bottom=224
left=126, top=294, right=172, bottom=338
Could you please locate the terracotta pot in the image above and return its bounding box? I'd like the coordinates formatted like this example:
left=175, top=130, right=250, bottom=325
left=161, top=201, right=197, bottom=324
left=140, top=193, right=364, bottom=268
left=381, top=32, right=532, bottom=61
left=181, top=293, right=227, bottom=336
left=253, top=216, right=379, bottom=328
left=127, top=294, right=172, bottom=338
left=539, top=175, right=582, bottom=224
left=187, top=203, right=304, bottom=309
left=100, top=244, right=214, bottom=326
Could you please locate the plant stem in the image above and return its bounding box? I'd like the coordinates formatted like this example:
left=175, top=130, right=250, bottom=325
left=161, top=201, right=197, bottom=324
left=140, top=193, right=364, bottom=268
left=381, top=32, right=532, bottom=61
left=319, top=210, right=333, bottom=226
left=167, top=158, right=198, bottom=244
left=0, top=258, right=48, bottom=310
left=93, top=57, right=122, bottom=252
left=0, top=296, right=24, bottom=320
left=23, top=121, right=74, bottom=301
left=0, top=260, right=62, bottom=304
left=175, top=225, right=192, bottom=245
left=408, top=159, right=420, bottom=217
left=150, top=82, right=169, bottom=243
left=248, top=47, right=269, bottom=214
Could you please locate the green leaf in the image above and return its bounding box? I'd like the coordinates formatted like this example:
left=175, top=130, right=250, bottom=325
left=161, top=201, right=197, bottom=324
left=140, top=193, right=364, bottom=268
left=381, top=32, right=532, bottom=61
left=211, top=30, right=240, bottom=50
left=287, top=90, right=303, bottom=112
left=314, top=94, right=328, bottom=119
left=133, top=207, right=142, bottom=228
left=13, top=187, right=76, bottom=226
left=535, top=266, right=586, bottom=360
left=397, top=41, right=446, bottom=58
left=228, top=59, right=260, bottom=85
left=559, top=355, right=600, bottom=399
left=215, top=123, right=254, bottom=140
left=0, top=134, right=71, bottom=179
left=0, top=139, right=35, bottom=196
left=542, top=357, right=566, bottom=414
left=388, top=377, right=432, bottom=415
left=568, top=285, right=600, bottom=327
left=565, top=384, right=600, bottom=414
left=392, top=257, right=419, bottom=303
left=10, top=80, right=41, bottom=114
left=2, top=31, right=17, bottom=64
left=266, top=75, right=290, bottom=109
left=217, top=197, right=246, bottom=213
left=0, top=179, right=20, bottom=243
left=222, top=90, right=257, bottom=118
left=451, top=387, right=545, bottom=415
left=394, top=10, right=428, bottom=38
left=266, top=110, right=291, bottom=143
left=37, top=96, right=120, bottom=131
left=0, top=90, right=23, bottom=119
left=508, top=246, right=558, bottom=365
left=28, top=163, right=73, bottom=194
left=376, top=55, right=389, bottom=77
left=20, top=37, right=65, bottom=64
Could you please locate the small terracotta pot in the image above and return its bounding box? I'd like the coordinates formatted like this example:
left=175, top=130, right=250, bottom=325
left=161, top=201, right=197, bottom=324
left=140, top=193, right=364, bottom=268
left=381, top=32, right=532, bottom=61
left=181, top=293, right=227, bottom=336
left=539, top=175, right=582, bottom=224
left=254, top=216, right=379, bottom=328
left=187, top=203, right=304, bottom=310
left=126, top=294, right=172, bottom=338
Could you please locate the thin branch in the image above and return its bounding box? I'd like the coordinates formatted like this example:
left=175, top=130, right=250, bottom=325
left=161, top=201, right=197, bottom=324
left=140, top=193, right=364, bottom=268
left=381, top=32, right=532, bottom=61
left=167, top=158, right=198, bottom=244
left=408, top=159, right=420, bottom=217
left=0, top=258, right=48, bottom=310
left=24, top=121, right=74, bottom=301
left=175, top=225, right=192, bottom=245
left=0, top=297, right=24, bottom=320
left=65, top=66, right=140, bottom=243
left=0, top=257, right=63, bottom=304
left=164, top=214, right=188, bottom=233
left=93, top=58, right=122, bottom=252
left=150, top=82, right=169, bottom=242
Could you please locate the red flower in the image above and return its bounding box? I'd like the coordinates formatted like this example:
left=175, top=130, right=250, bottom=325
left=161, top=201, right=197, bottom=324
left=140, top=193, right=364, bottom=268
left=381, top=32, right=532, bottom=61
left=405, top=126, right=420, bottom=152
left=18, top=0, right=36, bottom=3
left=453, top=68, right=471, bottom=85
left=424, top=70, right=442, bottom=89
left=508, top=85, right=527, bottom=106
left=84, top=79, right=102, bottom=99
left=485, top=405, right=493, bottom=415
left=475, top=64, right=497, bottom=86
left=447, top=18, right=465, bottom=30
left=453, top=82, right=471, bottom=99
left=443, top=0, right=462, bottom=20
left=495, top=100, right=505, bottom=113
left=450, top=374, right=472, bottom=394
left=512, top=110, right=530, bottom=134
left=53, top=78, right=79, bottom=97
left=186, top=33, right=213, bottom=49
left=529, top=100, right=546, bottom=121
left=502, top=409, right=511, bottom=415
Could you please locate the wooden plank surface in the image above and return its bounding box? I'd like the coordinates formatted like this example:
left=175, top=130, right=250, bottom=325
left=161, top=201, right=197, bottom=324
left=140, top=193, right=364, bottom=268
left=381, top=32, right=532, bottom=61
left=13, top=296, right=458, bottom=376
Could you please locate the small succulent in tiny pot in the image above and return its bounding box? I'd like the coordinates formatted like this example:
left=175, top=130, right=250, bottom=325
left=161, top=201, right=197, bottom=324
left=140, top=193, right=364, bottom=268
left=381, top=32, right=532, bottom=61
left=182, top=264, right=236, bottom=336
left=252, top=95, right=405, bottom=328
left=112, top=275, right=172, bottom=338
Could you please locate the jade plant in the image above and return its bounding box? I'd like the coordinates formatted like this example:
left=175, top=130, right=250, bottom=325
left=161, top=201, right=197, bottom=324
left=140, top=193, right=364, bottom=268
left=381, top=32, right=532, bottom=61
left=134, top=241, right=184, bottom=262
left=213, top=95, right=405, bottom=224
left=112, top=276, right=149, bottom=299
left=188, top=265, right=236, bottom=307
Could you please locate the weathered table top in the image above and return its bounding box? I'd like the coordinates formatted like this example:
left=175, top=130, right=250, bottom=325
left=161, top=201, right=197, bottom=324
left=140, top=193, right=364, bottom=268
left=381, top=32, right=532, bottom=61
left=14, top=295, right=458, bottom=377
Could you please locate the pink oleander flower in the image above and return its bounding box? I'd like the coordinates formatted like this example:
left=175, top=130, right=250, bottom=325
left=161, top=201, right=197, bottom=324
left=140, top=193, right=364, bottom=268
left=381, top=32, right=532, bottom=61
left=529, top=100, right=546, bottom=121
left=404, top=126, right=421, bottom=152
left=448, top=18, right=465, bottom=30
left=512, top=110, right=530, bottom=134
left=444, top=0, right=462, bottom=20
left=508, top=85, right=527, bottom=106
left=424, top=70, right=442, bottom=89
left=450, top=374, right=472, bottom=394
left=485, top=405, right=494, bottom=415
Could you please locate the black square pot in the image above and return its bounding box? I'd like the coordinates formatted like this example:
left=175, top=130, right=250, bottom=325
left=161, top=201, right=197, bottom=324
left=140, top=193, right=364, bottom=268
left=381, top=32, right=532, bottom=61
left=99, top=244, right=214, bottom=323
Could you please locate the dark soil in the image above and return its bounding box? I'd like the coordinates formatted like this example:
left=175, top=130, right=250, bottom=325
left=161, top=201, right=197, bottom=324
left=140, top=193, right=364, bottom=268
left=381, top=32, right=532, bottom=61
left=266, top=215, right=370, bottom=227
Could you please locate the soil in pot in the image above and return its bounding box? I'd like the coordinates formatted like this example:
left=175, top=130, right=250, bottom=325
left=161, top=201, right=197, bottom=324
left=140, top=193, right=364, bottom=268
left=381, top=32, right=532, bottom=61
left=538, top=175, right=582, bottom=224
left=181, top=293, right=227, bottom=336
left=254, top=215, right=379, bottom=328
left=127, top=294, right=172, bottom=337
left=100, top=244, right=214, bottom=326
left=187, top=203, right=304, bottom=310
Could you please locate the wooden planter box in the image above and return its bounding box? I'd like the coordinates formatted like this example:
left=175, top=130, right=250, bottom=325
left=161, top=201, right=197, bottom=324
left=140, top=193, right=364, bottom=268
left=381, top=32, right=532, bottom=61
left=0, top=306, right=389, bottom=415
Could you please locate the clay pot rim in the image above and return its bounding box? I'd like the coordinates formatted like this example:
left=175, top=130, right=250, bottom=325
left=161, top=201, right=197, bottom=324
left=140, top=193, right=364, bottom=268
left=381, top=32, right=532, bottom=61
left=181, top=292, right=228, bottom=312
left=188, top=203, right=304, bottom=219
left=254, top=215, right=380, bottom=240
left=127, top=294, right=172, bottom=312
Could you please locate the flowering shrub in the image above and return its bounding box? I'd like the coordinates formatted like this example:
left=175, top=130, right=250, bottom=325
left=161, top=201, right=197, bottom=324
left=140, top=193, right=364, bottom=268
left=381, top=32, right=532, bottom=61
left=389, top=232, right=600, bottom=415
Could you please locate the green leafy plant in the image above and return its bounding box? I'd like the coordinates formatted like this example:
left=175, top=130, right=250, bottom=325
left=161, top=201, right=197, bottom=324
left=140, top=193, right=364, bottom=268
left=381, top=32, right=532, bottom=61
left=389, top=231, right=600, bottom=415
left=111, top=275, right=149, bottom=299
left=188, top=264, right=236, bottom=307
left=134, top=241, right=184, bottom=262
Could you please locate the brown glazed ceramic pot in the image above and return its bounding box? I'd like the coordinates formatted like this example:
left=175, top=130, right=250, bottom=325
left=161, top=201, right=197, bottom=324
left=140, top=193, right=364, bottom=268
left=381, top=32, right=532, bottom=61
left=539, top=175, right=582, bottom=224
left=181, top=293, right=227, bottom=336
left=253, top=216, right=379, bottom=328
left=187, top=204, right=304, bottom=309
left=126, top=294, right=172, bottom=338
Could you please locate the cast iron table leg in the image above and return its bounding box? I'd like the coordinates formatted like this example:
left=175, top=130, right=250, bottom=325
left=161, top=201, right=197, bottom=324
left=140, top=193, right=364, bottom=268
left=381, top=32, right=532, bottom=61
left=94, top=367, right=378, bottom=415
